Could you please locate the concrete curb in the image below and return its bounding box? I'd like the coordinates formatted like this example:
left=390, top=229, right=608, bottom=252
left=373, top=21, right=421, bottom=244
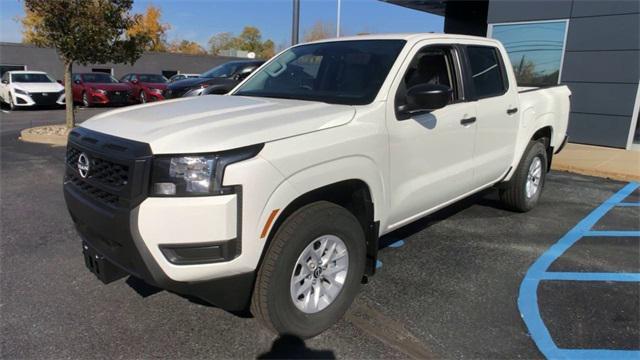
left=551, top=163, right=640, bottom=182
left=19, top=125, right=68, bottom=146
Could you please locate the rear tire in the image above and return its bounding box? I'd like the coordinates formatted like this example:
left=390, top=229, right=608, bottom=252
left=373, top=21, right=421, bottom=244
left=499, top=140, right=548, bottom=212
left=251, top=201, right=366, bottom=338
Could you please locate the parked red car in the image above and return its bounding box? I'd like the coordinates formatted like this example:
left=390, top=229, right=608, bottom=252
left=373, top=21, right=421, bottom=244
left=119, top=73, right=168, bottom=103
left=72, top=73, right=132, bottom=107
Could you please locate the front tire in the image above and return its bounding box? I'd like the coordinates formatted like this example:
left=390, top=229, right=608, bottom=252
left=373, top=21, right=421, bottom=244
left=251, top=201, right=366, bottom=338
left=499, top=140, right=548, bottom=212
left=82, top=92, right=90, bottom=108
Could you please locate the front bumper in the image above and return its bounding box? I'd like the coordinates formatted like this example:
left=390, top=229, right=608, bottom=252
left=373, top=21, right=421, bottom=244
left=63, top=128, right=255, bottom=310
left=13, top=91, right=64, bottom=107
left=89, top=91, right=131, bottom=105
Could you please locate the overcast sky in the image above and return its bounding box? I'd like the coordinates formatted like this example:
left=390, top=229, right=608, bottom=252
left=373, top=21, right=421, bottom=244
left=0, top=0, right=443, bottom=48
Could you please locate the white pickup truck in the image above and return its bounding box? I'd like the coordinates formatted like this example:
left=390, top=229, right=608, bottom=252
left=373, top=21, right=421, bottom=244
left=64, top=34, right=570, bottom=337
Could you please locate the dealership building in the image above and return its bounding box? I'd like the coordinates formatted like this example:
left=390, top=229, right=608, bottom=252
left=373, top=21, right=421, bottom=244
left=387, top=0, right=639, bottom=149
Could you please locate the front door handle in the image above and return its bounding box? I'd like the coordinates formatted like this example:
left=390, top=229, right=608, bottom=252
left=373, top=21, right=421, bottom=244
left=460, top=117, right=476, bottom=126
left=507, top=107, right=518, bottom=115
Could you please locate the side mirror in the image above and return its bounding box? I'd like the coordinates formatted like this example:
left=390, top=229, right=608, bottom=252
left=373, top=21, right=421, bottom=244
left=1, top=80, right=8, bottom=84
left=73, top=79, right=81, bottom=84
left=131, top=79, right=139, bottom=84
left=398, top=83, right=452, bottom=118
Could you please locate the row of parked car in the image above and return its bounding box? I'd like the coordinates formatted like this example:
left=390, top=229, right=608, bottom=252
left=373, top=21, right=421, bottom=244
left=0, top=60, right=264, bottom=110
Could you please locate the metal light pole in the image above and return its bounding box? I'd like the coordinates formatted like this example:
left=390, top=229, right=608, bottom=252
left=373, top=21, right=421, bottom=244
left=292, top=0, right=300, bottom=45
left=336, top=0, right=341, bottom=37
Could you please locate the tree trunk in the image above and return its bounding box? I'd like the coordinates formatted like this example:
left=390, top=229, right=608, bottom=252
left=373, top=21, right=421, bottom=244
left=64, top=60, right=75, bottom=129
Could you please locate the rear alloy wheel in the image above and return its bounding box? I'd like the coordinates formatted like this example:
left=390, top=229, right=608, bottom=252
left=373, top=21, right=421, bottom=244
left=251, top=201, right=366, bottom=338
left=139, top=91, right=147, bottom=104
left=499, top=140, right=548, bottom=212
left=82, top=92, right=90, bottom=107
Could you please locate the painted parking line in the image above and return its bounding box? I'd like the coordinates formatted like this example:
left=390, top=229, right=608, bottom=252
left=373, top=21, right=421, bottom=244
left=617, top=202, right=640, bottom=207
left=518, top=182, right=640, bottom=359
left=388, top=239, right=406, bottom=248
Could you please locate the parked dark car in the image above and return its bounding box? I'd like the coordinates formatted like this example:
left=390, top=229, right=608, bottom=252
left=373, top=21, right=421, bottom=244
left=120, top=73, right=168, bottom=103
left=168, top=73, right=200, bottom=83
left=164, top=60, right=264, bottom=99
left=72, top=73, right=132, bottom=107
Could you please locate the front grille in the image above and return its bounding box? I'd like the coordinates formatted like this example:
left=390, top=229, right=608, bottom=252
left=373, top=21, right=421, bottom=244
left=66, top=147, right=129, bottom=188
left=30, top=92, right=61, bottom=105
left=165, top=88, right=188, bottom=98
left=67, top=173, right=119, bottom=205
left=65, top=128, right=152, bottom=209
left=106, top=91, right=129, bottom=103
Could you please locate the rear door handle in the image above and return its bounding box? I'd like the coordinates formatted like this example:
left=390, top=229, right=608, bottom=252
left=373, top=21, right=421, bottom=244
left=507, top=107, right=518, bottom=115
left=460, top=117, right=476, bottom=126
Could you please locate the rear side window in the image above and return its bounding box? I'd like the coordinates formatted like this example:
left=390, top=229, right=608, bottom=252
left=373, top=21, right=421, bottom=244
left=467, top=46, right=506, bottom=99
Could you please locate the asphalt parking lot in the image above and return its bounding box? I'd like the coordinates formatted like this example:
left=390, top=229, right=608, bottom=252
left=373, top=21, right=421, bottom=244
left=1, top=107, right=639, bottom=359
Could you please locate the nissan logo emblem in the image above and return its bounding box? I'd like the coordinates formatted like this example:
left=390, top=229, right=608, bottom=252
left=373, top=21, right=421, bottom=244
left=77, top=153, right=90, bottom=178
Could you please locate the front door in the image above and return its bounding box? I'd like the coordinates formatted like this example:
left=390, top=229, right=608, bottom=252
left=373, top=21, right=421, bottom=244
left=386, top=43, right=477, bottom=229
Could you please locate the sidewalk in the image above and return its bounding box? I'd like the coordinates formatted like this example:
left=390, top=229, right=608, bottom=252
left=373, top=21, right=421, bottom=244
left=552, top=143, right=640, bottom=182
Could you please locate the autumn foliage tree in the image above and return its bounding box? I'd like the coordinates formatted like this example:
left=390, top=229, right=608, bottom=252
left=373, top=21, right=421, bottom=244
left=208, top=26, right=275, bottom=59
left=303, top=21, right=335, bottom=42
left=127, top=5, right=170, bottom=52
left=167, top=40, right=206, bottom=55
left=23, top=0, right=147, bottom=128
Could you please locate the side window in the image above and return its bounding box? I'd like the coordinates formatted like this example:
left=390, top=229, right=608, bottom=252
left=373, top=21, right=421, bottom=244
left=396, top=46, right=461, bottom=112
left=73, top=74, right=81, bottom=82
left=466, top=46, right=506, bottom=99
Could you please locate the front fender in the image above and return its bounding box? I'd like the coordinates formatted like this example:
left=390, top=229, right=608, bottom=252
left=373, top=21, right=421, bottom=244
left=255, top=155, right=386, bottom=257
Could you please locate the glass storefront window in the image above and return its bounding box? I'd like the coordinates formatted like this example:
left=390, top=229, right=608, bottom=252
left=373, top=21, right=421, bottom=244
left=489, top=20, right=568, bottom=87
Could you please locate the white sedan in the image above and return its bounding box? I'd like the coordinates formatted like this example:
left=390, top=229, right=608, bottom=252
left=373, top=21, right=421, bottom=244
left=0, top=71, right=65, bottom=110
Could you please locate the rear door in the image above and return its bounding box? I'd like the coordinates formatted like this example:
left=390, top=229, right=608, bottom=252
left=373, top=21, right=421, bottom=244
left=386, top=42, right=478, bottom=228
left=463, top=45, right=519, bottom=185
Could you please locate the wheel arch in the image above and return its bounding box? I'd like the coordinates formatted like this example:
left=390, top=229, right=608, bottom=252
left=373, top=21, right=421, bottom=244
left=259, top=178, right=381, bottom=277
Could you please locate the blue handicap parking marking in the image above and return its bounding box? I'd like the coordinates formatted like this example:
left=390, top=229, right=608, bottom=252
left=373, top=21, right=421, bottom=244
left=616, top=202, right=640, bottom=207
left=518, top=182, right=640, bottom=359
left=388, top=239, right=405, bottom=248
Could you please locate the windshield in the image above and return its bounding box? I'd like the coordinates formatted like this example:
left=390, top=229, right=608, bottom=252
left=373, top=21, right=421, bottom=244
left=201, top=62, right=243, bottom=78
left=138, top=74, right=167, bottom=83
left=12, top=73, right=54, bottom=83
left=83, top=73, right=119, bottom=83
left=233, top=40, right=405, bottom=105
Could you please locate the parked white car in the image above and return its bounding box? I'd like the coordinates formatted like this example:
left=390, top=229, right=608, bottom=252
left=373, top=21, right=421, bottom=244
left=64, top=33, right=570, bottom=338
left=0, top=71, right=65, bottom=110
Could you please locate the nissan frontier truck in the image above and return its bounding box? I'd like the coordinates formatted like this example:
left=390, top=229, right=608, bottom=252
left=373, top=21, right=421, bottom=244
left=64, top=33, right=570, bottom=338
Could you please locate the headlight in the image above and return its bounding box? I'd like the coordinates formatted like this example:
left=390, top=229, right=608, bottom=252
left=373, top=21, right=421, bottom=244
left=93, top=88, right=107, bottom=95
left=150, top=144, right=264, bottom=196
left=149, top=88, right=162, bottom=94
left=14, top=88, right=28, bottom=95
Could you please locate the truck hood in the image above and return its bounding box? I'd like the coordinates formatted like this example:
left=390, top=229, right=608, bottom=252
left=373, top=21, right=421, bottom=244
left=80, top=95, right=356, bottom=154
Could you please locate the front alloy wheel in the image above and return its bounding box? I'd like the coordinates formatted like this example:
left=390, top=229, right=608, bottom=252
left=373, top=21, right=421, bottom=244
left=251, top=201, right=366, bottom=338
left=290, top=235, right=349, bottom=313
left=139, top=91, right=147, bottom=103
left=82, top=92, right=90, bottom=107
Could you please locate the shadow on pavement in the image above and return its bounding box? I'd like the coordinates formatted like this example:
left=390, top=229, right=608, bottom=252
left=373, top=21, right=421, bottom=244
left=258, top=335, right=335, bottom=359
